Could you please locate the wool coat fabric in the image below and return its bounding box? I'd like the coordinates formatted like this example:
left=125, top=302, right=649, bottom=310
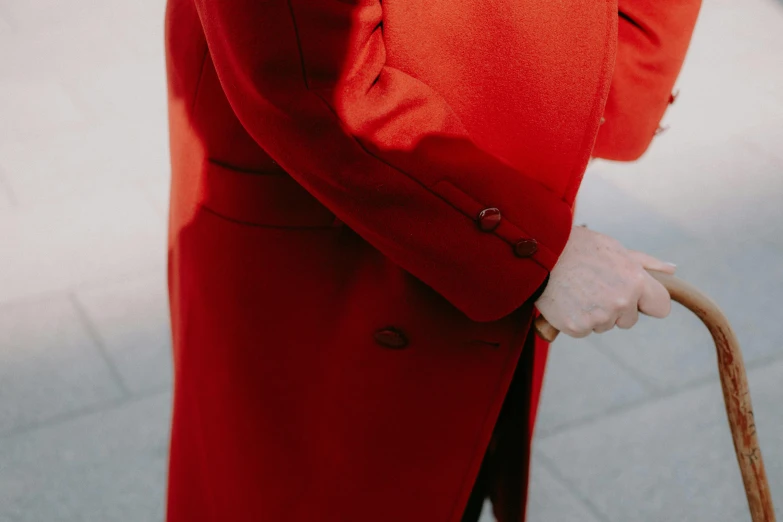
left=164, top=0, right=701, bottom=520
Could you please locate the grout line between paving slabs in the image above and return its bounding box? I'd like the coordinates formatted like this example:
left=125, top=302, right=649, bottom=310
left=68, top=291, right=132, bottom=398
left=0, top=385, right=171, bottom=443
left=593, top=342, right=661, bottom=395
left=0, top=265, right=167, bottom=312
left=534, top=450, right=614, bottom=522
left=537, top=351, right=783, bottom=440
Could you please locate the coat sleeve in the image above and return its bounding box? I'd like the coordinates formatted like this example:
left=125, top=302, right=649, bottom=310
left=592, top=0, right=702, bottom=161
left=193, top=0, right=574, bottom=322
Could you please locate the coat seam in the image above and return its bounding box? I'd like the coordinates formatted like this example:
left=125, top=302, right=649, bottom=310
left=190, top=44, right=210, bottom=114
left=200, top=205, right=336, bottom=230
left=286, top=0, right=311, bottom=90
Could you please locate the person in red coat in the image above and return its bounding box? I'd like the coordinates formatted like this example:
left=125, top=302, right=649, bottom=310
left=164, top=0, right=701, bottom=520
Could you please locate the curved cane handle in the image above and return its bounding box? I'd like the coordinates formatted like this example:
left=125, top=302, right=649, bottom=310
left=534, top=271, right=776, bottom=521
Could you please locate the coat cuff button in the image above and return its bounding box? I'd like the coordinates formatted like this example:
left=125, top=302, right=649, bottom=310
left=374, top=327, right=409, bottom=349
left=514, top=238, right=538, bottom=258
left=476, top=207, right=502, bottom=232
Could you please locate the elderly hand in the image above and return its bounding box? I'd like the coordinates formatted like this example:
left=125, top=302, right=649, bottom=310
left=534, top=225, right=676, bottom=338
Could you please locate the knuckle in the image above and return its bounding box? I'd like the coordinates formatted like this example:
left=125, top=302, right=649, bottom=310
left=572, top=328, right=591, bottom=339
left=632, top=269, right=647, bottom=286
left=562, top=318, right=579, bottom=334
left=614, top=295, right=632, bottom=310
left=563, top=318, right=588, bottom=338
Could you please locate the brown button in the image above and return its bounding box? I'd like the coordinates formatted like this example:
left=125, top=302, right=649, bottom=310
left=514, top=238, right=538, bottom=258
left=374, top=327, right=408, bottom=349
left=655, top=125, right=670, bottom=136
left=599, top=116, right=606, bottom=125
left=477, top=207, right=501, bottom=232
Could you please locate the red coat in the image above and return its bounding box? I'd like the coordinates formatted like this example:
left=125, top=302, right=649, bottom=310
left=164, top=0, right=700, bottom=520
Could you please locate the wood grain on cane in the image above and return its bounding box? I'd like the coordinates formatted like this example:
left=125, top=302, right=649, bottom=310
left=534, top=271, right=776, bottom=522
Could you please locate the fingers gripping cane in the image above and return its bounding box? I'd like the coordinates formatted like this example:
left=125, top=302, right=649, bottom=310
left=534, top=271, right=776, bottom=522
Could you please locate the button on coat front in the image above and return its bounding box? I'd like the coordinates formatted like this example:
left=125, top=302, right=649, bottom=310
left=374, top=327, right=409, bottom=349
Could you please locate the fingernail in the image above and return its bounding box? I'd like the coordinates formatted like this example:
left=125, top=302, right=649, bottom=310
left=666, top=262, right=677, bottom=268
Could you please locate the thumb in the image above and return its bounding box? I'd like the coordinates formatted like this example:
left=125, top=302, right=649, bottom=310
left=628, top=250, right=677, bottom=275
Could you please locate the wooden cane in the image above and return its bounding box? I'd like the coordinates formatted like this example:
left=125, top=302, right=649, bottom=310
left=534, top=271, right=776, bottom=522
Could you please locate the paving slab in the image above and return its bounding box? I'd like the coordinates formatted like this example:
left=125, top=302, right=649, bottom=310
left=536, top=334, right=651, bottom=436
left=536, top=359, right=783, bottom=522
left=0, top=6, right=144, bottom=85
left=118, top=2, right=167, bottom=60
left=664, top=0, right=783, bottom=148
left=527, top=458, right=606, bottom=522
left=75, top=270, right=172, bottom=394
left=593, top=134, right=783, bottom=242
left=1, top=0, right=163, bottom=29
left=0, top=79, right=85, bottom=143
left=0, top=295, right=124, bottom=436
left=0, top=185, right=166, bottom=305
left=589, top=306, right=714, bottom=393
left=575, top=172, right=697, bottom=253
left=0, top=121, right=169, bottom=206
left=688, top=0, right=783, bottom=65
left=0, top=392, right=171, bottom=522
left=64, top=57, right=169, bottom=129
